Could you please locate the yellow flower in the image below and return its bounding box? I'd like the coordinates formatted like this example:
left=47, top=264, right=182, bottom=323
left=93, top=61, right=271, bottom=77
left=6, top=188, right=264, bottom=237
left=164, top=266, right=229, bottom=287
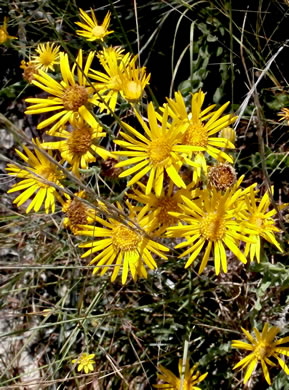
left=31, top=42, right=60, bottom=72
left=88, top=47, right=133, bottom=112
left=77, top=201, right=169, bottom=284
left=119, top=60, right=151, bottom=103
left=232, top=323, right=289, bottom=385
left=6, top=140, right=65, bottom=214
left=153, top=359, right=208, bottom=389
left=241, top=187, right=283, bottom=262
left=75, top=8, right=113, bottom=41
left=72, top=352, right=95, bottom=374
left=0, top=17, right=17, bottom=44
left=20, top=60, right=39, bottom=83
left=128, top=180, right=196, bottom=236
left=25, top=50, right=98, bottom=135
left=62, top=191, right=96, bottom=234
left=114, top=102, right=202, bottom=196
left=41, top=117, right=111, bottom=176
left=165, top=91, right=237, bottom=181
left=167, top=178, right=255, bottom=275
left=278, top=107, right=289, bottom=124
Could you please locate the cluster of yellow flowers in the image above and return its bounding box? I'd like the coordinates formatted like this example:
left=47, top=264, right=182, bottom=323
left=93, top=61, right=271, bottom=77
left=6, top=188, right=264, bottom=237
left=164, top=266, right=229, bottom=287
left=4, top=8, right=288, bottom=387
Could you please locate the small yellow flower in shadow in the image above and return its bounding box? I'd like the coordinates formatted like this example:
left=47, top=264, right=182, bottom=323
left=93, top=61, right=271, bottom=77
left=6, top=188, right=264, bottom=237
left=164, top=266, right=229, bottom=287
left=62, top=191, right=96, bottom=234
left=0, top=17, right=17, bottom=44
left=278, top=107, right=289, bottom=125
left=232, top=323, right=289, bottom=385
left=31, top=42, right=60, bottom=72
left=153, top=359, right=208, bottom=389
left=72, top=352, right=95, bottom=374
left=77, top=201, right=169, bottom=284
left=6, top=140, right=65, bottom=214
left=25, top=50, right=98, bottom=135
left=41, top=117, right=111, bottom=177
left=114, top=102, right=202, bottom=196
left=75, top=8, right=113, bottom=41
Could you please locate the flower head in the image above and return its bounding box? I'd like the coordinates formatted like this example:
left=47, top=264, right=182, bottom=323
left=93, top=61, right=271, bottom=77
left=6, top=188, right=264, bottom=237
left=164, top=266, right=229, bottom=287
left=167, top=178, right=255, bottom=275
left=207, top=163, right=236, bottom=192
left=0, top=17, right=17, bottom=44
left=128, top=180, right=196, bottom=236
left=31, top=42, right=60, bottom=72
left=25, top=50, right=98, bottom=135
left=232, top=323, right=289, bottom=385
left=119, top=60, right=151, bottom=103
left=241, top=187, right=283, bottom=262
left=88, top=47, right=133, bottom=112
left=72, top=352, right=95, bottom=374
left=165, top=91, right=237, bottom=181
left=114, top=102, right=201, bottom=196
left=62, top=191, right=96, bottom=234
left=153, top=359, right=208, bottom=389
left=6, top=140, right=65, bottom=214
left=278, top=107, right=289, bottom=125
left=77, top=201, right=169, bottom=284
left=20, top=60, right=39, bottom=83
left=41, top=116, right=111, bottom=176
left=75, top=8, right=113, bottom=41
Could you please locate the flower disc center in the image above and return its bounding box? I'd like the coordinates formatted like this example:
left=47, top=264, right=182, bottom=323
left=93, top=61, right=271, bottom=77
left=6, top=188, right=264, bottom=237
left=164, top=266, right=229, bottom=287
left=66, top=199, right=89, bottom=226
left=68, top=127, right=92, bottom=155
left=200, top=212, right=226, bottom=241
left=156, top=197, right=179, bottom=226
left=149, top=138, right=172, bottom=166
left=62, top=84, right=89, bottom=111
left=183, top=121, right=208, bottom=147
left=112, top=225, right=141, bottom=252
left=91, top=25, right=106, bottom=39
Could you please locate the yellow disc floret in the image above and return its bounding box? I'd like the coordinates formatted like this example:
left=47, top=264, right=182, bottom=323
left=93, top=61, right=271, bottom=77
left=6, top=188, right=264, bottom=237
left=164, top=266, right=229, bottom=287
left=112, top=225, right=142, bottom=252
left=200, top=212, right=226, bottom=241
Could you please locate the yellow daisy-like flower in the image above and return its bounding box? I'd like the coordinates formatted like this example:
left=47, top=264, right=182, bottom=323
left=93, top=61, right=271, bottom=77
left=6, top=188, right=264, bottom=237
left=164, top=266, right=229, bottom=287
left=31, top=42, right=60, bottom=72
left=278, top=107, right=289, bottom=125
left=6, top=140, right=65, bottom=214
left=232, top=323, right=289, bottom=385
left=62, top=191, right=96, bottom=234
left=119, top=60, right=151, bottom=103
left=72, top=352, right=95, bottom=374
left=241, top=187, right=283, bottom=263
left=153, top=359, right=208, bottom=389
left=166, top=91, right=237, bottom=180
left=167, top=179, right=255, bottom=275
left=114, top=102, right=202, bottom=196
left=25, top=50, right=98, bottom=135
left=0, top=17, right=17, bottom=44
left=128, top=180, right=196, bottom=236
left=77, top=201, right=169, bottom=284
left=41, top=116, right=111, bottom=176
left=75, top=8, right=113, bottom=41
left=88, top=47, right=133, bottom=112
